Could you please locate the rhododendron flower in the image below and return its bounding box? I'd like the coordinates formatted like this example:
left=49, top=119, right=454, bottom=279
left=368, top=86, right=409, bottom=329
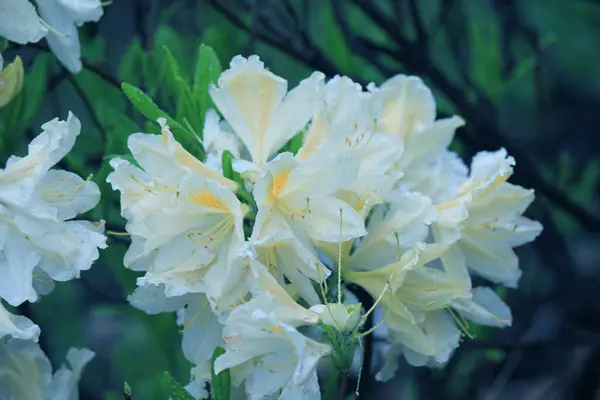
left=0, top=339, right=94, bottom=399
left=111, top=53, right=542, bottom=398
left=0, top=112, right=106, bottom=307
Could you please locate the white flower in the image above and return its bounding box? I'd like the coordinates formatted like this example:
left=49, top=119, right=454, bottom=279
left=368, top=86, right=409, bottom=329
left=438, top=244, right=512, bottom=327
left=452, top=286, right=512, bottom=327
left=252, top=152, right=366, bottom=244
left=0, top=0, right=47, bottom=44
left=185, top=361, right=212, bottom=400
left=203, top=108, right=243, bottom=173
left=348, top=190, right=436, bottom=270
left=108, top=121, right=245, bottom=301
left=210, top=55, right=324, bottom=168
left=177, top=294, right=224, bottom=364
left=0, top=301, right=40, bottom=341
left=0, top=0, right=103, bottom=73
left=47, top=347, right=96, bottom=399
left=376, top=310, right=460, bottom=380
left=209, top=259, right=327, bottom=399
left=0, top=339, right=94, bottom=400
left=35, top=0, right=103, bottom=73
left=400, top=150, right=469, bottom=204
left=376, top=74, right=465, bottom=189
left=127, top=283, right=192, bottom=315
left=346, top=244, right=463, bottom=357
left=215, top=303, right=328, bottom=400
left=250, top=211, right=330, bottom=306
left=434, top=149, right=543, bottom=287
left=298, top=76, right=404, bottom=217
left=0, top=112, right=106, bottom=306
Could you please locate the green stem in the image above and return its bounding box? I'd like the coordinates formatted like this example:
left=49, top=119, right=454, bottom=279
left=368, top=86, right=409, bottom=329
left=323, top=366, right=342, bottom=400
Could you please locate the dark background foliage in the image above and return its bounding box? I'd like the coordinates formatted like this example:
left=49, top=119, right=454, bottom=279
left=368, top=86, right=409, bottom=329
left=2, top=0, right=600, bottom=399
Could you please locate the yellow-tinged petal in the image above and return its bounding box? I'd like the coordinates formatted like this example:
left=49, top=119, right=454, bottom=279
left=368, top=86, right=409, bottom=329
left=157, top=118, right=238, bottom=191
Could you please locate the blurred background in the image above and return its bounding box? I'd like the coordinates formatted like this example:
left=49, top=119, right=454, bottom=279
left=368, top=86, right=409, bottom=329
left=2, top=0, right=600, bottom=399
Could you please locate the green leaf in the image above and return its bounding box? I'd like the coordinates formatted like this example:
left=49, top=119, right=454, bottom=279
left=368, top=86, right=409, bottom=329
left=163, top=371, right=195, bottom=400
left=193, top=44, right=222, bottom=134
left=121, top=82, right=171, bottom=122
left=162, top=46, right=197, bottom=129
left=118, top=38, right=145, bottom=88
left=211, top=347, right=230, bottom=400
left=122, top=79, right=204, bottom=160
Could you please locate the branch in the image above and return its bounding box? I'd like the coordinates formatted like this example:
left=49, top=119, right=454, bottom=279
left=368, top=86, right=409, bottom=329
left=346, top=283, right=374, bottom=394
left=207, top=0, right=349, bottom=79
left=67, top=76, right=107, bottom=143
left=336, top=1, right=600, bottom=233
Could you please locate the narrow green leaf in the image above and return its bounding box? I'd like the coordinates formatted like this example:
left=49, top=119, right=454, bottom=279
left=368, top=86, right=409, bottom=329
left=211, top=347, right=230, bottom=400
left=121, top=82, right=191, bottom=139
left=193, top=44, right=222, bottom=134
left=163, top=371, right=195, bottom=400
left=121, top=82, right=169, bottom=121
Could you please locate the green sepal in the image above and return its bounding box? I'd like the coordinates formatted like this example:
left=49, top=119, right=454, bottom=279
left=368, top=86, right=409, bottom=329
left=318, top=321, right=357, bottom=374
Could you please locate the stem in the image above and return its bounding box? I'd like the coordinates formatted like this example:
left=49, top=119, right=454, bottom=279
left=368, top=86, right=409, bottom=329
left=346, top=284, right=374, bottom=394
left=323, top=366, right=341, bottom=400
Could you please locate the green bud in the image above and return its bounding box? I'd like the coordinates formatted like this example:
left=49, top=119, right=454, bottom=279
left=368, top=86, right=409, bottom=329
left=0, top=56, right=24, bottom=108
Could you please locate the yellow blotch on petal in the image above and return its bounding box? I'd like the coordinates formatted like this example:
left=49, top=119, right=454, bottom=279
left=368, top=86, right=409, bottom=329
left=269, top=170, right=290, bottom=203
left=191, top=190, right=229, bottom=212
left=228, top=71, right=281, bottom=164
left=266, top=324, right=283, bottom=333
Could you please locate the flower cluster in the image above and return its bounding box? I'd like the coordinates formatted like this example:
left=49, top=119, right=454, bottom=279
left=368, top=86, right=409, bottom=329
left=0, top=113, right=105, bottom=398
left=0, top=0, right=104, bottom=73
left=111, top=55, right=542, bottom=398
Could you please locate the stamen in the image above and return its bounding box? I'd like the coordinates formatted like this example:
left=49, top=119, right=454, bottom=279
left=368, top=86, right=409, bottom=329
left=130, top=174, right=178, bottom=194
left=39, top=18, right=68, bottom=37
left=447, top=307, right=475, bottom=339
left=261, top=356, right=298, bottom=372
left=358, top=278, right=390, bottom=329
left=38, top=174, right=94, bottom=201
left=355, top=337, right=364, bottom=397
left=188, top=216, right=233, bottom=249
left=179, top=297, right=210, bottom=333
